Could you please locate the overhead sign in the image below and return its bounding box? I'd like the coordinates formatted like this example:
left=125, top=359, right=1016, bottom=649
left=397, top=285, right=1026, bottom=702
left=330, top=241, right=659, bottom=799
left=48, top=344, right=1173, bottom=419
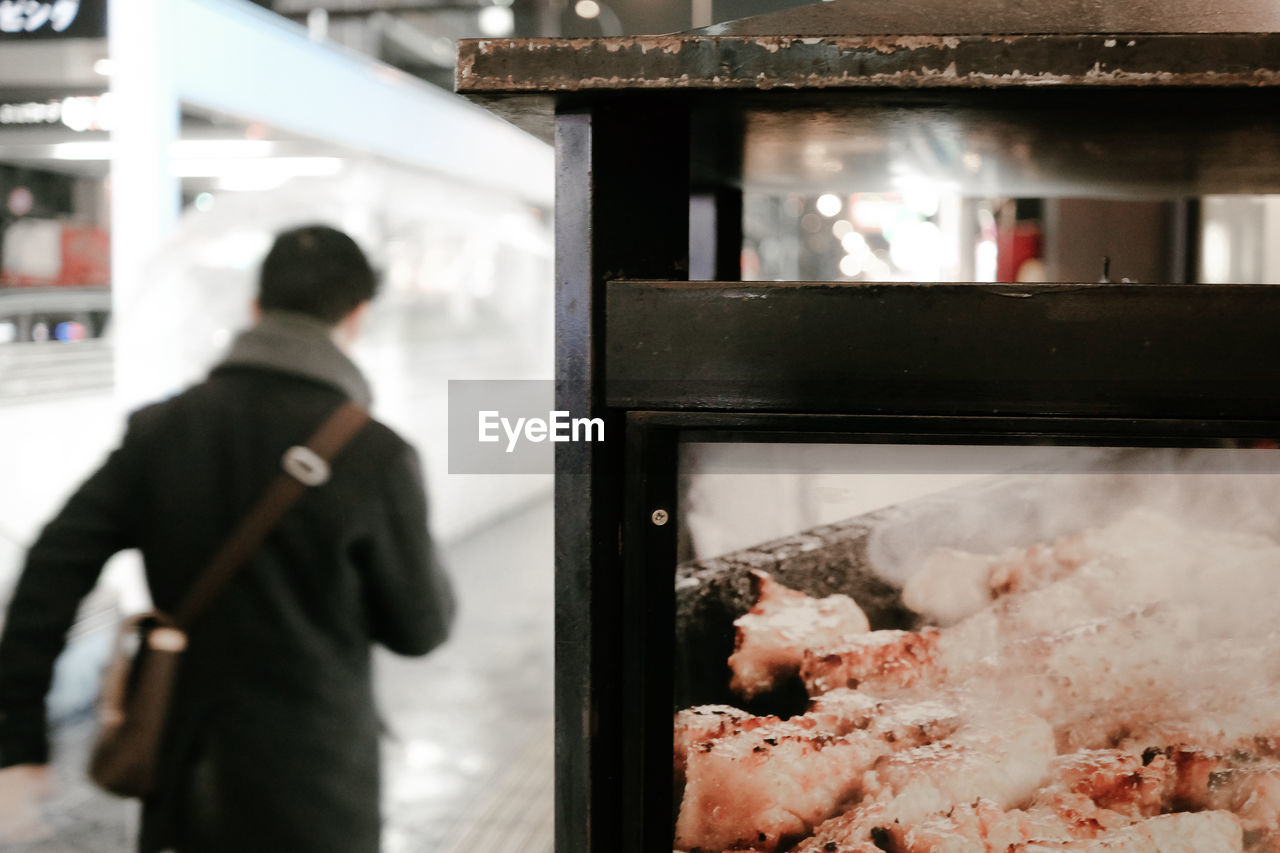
left=0, top=94, right=113, bottom=130
left=0, top=0, right=106, bottom=40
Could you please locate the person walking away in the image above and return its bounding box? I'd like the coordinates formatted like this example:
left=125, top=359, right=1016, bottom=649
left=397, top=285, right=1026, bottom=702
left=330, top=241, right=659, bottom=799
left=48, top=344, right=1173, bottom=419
left=0, top=224, right=455, bottom=852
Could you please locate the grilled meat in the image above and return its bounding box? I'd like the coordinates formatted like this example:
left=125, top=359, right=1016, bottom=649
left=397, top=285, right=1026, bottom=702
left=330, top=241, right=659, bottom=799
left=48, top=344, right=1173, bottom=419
left=673, top=692, right=962, bottom=853
left=903, top=533, right=1089, bottom=626
left=674, top=507, right=1280, bottom=852
left=674, top=704, right=781, bottom=787
left=674, top=723, right=888, bottom=853
left=892, top=795, right=1134, bottom=852
left=1036, top=749, right=1169, bottom=820
left=1010, top=810, right=1243, bottom=852
left=800, top=629, right=942, bottom=697
left=730, top=571, right=870, bottom=701
left=792, top=714, right=1056, bottom=853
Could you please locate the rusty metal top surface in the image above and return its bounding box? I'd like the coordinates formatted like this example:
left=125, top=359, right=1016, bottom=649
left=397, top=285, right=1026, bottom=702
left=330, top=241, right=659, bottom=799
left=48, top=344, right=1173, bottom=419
left=457, top=33, right=1280, bottom=95
left=456, top=0, right=1280, bottom=102
left=455, top=0, right=1280, bottom=144
left=702, top=0, right=1280, bottom=37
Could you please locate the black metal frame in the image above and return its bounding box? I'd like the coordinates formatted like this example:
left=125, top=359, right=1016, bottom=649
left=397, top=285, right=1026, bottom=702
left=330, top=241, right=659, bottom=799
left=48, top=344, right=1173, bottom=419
left=622, top=410, right=1280, bottom=848
left=605, top=280, right=1280, bottom=419
left=545, top=68, right=1280, bottom=853
left=554, top=98, right=693, bottom=853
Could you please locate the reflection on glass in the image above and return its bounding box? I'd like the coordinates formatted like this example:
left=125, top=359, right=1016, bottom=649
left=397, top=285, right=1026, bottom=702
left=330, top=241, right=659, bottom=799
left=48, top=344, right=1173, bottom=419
left=743, top=192, right=1280, bottom=286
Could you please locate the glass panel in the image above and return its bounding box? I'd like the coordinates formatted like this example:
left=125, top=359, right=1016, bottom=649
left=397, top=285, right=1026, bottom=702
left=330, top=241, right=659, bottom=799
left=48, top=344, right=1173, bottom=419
left=673, top=440, right=1280, bottom=852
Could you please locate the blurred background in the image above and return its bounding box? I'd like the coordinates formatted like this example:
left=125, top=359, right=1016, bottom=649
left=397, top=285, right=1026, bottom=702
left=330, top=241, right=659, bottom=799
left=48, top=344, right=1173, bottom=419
left=0, top=3, right=831, bottom=850
left=1, top=0, right=1279, bottom=850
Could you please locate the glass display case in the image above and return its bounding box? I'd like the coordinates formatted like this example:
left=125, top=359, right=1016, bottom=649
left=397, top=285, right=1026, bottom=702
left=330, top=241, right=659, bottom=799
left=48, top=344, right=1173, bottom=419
left=457, top=2, right=1280, bottom=851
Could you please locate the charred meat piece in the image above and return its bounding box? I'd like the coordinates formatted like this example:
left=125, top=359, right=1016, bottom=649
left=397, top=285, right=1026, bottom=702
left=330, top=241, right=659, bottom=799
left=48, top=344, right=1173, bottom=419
left=674, top=704, right=779, bottom=787
left=1129, top=746, right=1280, bottom=841
left=800, top=629, right=942, bottom=697
left=854, top=697, right=963, bottom=750
left=1036, top=749, right=1169, bottom=820
left=729, top=570, right=870, bottom=701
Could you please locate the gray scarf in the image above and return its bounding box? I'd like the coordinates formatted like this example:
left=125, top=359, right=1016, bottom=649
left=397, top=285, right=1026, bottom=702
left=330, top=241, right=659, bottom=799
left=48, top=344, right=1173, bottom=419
left=216, top=311, right=372, bottom=407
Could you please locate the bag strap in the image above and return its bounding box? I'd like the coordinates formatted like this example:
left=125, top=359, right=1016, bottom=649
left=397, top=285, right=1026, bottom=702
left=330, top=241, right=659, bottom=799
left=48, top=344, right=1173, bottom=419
left=171, top=401, right=371, bottom=631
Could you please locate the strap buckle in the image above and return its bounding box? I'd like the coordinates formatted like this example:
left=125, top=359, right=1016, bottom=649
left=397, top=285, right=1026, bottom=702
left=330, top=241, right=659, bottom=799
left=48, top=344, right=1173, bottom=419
left=282, top=445, right=331, bottom=486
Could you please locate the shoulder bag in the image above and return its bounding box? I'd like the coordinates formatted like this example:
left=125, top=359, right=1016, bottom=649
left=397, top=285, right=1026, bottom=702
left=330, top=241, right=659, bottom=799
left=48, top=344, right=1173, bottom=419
left=88, top=401, right=370, bottom=797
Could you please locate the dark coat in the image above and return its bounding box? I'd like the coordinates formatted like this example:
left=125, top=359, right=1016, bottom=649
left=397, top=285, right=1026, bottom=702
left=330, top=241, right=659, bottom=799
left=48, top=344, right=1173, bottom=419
left=0, top=316, right=455, bottom=853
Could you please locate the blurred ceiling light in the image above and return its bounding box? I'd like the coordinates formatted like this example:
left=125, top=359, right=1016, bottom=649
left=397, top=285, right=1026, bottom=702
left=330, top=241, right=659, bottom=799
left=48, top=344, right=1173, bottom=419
left=832, top=219, right=853, bottom=239
left=49, top=141, right=112, bottom=159
left=575, top=0, right=601, bottom=19
left=93, top=58, right=114, bottom=77
left=170, top=157, right=344, bottom=179
left=216, top=175, right=288, bottom=193
left=478, top=5, right=515, bottom=36
left=172, top=139, right=276, bottom=159
left=816, top=193, right=842, bottom=217
left=50, top=139, right=278, bottom=160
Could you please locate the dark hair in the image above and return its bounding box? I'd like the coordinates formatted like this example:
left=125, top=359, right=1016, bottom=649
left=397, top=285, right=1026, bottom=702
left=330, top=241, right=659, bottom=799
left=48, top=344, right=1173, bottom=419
left=257, top=225, right=377, bottom=324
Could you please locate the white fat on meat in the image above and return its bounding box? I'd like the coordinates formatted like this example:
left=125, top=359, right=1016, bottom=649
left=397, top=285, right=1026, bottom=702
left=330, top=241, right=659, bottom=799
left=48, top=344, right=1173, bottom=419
left=673, top=723, right=887, bottom=853
left=673, top=691, right=961, bottom=853
left=861, top=713, right=1057, bottom=822
left=793, top=714, right=1056, bottom=853
left=892, top=795, right=1136, bottom=853
left=802, top=749, right=1180, bottom=853
left=903, top=533, right=1089, bottom=627
left=1011, top=810, right=1243, bottom=853
left=728, top=571, right=870, bottom=700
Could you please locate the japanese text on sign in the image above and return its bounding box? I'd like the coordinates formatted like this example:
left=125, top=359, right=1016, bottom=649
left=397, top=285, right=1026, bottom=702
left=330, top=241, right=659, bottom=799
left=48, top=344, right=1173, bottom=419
left=0, top=0, right=80, bottom=34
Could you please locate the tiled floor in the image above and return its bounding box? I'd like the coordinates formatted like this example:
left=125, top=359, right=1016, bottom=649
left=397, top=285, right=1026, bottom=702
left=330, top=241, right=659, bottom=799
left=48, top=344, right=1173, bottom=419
left=9, top=495, right=555, bottom=852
